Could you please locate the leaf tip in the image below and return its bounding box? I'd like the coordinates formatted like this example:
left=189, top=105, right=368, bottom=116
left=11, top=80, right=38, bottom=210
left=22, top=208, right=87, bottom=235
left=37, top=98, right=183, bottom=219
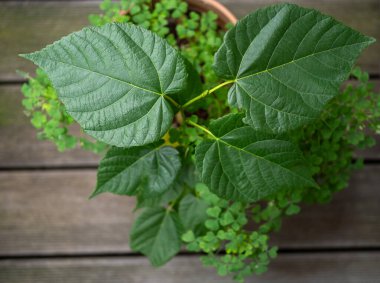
left=19, top=53, right=32, bottom=60
left=88, top=188, right=102, bottom=200
left=368, top=36, right=376, bottom=45
left=15, top=69, right=30, bottom=79
left=19, top=52, right=40, bottom=65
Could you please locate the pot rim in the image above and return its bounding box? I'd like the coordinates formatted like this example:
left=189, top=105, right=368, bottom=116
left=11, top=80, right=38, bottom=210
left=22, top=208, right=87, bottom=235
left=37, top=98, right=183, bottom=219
left=187, top=0, right=238, bottom=26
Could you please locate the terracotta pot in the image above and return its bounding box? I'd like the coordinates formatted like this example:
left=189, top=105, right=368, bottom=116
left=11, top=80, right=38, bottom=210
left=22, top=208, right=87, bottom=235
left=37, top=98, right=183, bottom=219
left=187, top=0, right=237, bottom=26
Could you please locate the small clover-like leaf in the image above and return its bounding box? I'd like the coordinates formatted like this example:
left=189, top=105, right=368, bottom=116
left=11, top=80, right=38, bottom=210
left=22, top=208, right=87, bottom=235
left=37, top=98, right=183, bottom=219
left=214, top=3, right=375, bottom=133
left=182, top=230, right=195, bottom=243
left=285, top=204, right=301, bottom=215
left=220, top=211, right=234, bottom=226
left=205, top=219, right=220, bottom=231
left=22, top=23, right=201, bottom=147
left=206, top=206, right=222, bottom=218
left=195, top=113, right=317, bottom=202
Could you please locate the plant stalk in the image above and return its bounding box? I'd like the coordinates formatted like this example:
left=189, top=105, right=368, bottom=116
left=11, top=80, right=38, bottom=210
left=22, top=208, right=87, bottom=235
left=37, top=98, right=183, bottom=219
left=182, top=80, right=234, bottom=108
left=164, top=95, right=181, bottom=108
left=186, top=120, right=218, bottom=140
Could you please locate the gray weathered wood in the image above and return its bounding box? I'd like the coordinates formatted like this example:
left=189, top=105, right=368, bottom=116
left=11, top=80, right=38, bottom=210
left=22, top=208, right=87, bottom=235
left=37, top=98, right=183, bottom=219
left=0, top=170, right=132, bottom=256
left=272, top=164, right=380, bottom=248
left=0, top=0, right=379, bottom=81
left=1, top=252, right=380, bottom=283
left=0, top=166, right=379, bottom=256
left=0, top=1, right=99, bottom=81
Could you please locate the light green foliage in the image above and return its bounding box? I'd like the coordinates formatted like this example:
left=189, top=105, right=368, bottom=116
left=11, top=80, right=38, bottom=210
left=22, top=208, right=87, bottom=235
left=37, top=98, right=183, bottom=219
left=183, top=184, right=278, bottom=282
left=20, top=2, right=379, bottom=282
left=294, top=67, right=380, bottom=203
left=19, top=69, right=106, bottom=153
left=214, top=4, right=374, bottom=133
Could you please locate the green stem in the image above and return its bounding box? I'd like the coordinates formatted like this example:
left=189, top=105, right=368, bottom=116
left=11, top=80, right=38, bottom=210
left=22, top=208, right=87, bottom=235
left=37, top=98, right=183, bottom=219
left=187, top=120, right=218, bottom=140
left=167, top=185, right=189, bottom=212
left=164, top=95, right=180, bottom=109
left=182, top=80, right=234, bottom=109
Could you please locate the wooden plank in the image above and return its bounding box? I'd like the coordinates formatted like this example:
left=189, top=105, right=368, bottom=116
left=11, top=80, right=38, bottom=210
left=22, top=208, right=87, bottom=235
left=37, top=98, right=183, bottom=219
left=272, top=164, right=380, bottom=248
left=1, top=166, right=379, bottom=256
left=0, top=170, right=133, bottom=256
left=0, top=1, right=99, bottom=81
left=0, top=0, right=379, bottom=81
left=0, top=252, right=379, bottom=283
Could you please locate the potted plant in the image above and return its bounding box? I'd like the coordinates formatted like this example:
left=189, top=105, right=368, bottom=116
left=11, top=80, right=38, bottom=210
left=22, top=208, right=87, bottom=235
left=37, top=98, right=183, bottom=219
left=20, top=1, right=380, bottom=282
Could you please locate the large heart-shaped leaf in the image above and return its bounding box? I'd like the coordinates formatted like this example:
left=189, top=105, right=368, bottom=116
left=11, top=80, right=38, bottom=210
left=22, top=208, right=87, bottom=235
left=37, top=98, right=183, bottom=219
left=22, top=23, right=201, bottom=147
left=92, top=144, right=181, bottom=197
left=195, top=114, right=317, bottom=202
left=214, top=3, right=375, bottom=133
left=130, top=208, right=183, bottom=266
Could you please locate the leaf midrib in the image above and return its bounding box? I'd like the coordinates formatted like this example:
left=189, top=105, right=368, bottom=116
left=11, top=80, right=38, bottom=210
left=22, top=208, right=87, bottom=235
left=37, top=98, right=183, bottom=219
left=99, top=147, right=162, bottom=190
left=235, top=41, right=370, bottom=82
left=216, top=142, right=252, bottom=200
left=151, top=211, right=174, bottom=263
left=216, top=138, right=314, bottom=186
left=42, top=56, right=165, bottom=97
left=131, top=208, right=165, bottom=248
left=83, top=97, right=166, bottom=132
left=112, top=24, right=165, bottom=94
left=236, top=82, right=315, bottom=120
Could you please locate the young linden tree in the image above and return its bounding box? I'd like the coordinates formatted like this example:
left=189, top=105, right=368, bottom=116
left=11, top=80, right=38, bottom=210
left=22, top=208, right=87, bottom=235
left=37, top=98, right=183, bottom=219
left=21, top=2, right=374, bottom=277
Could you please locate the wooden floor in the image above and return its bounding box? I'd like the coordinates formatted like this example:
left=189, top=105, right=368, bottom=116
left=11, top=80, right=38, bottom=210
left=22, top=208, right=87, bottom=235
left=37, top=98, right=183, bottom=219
left=0, top=1, right=379, bottom=282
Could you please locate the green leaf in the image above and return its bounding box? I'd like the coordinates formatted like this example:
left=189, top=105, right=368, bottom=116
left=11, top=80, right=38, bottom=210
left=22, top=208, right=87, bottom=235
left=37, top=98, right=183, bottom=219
left=214, top=3, right=375, bottom=133
left=31, top=112, right=47, bottom=128
left=135, top=182, right=182, bottom=210
left=205, top=219, right=219, bottom=231
left=220, top=211, right=234, bottom=226
left=135, top=173, right=185, bottom=210
left=130, top=208, right=182, bottom=266
left=135, top=159, right=197, bottom=209
left=21, top=23, right=201, bottom=147
left=206, top=206, right=222, bottom=218
left=269, top=246, right=278, bottom=259
left=92, top=144, right=181, bottom=197
left=179, top=194, right=208, bottom=232
left=181, top=230, right=195, bottom=243
left=285, top=204, right=301, bottom=215
left=195, top=113, right=317, bottom=201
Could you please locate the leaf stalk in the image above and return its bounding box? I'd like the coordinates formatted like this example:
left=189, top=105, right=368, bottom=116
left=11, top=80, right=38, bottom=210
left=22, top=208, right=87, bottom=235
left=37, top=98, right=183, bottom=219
left=164, top=95, right=181, bottom=108
left=182, top=80, right=234, bottom=108
left=186, top=120, right=218, bottom=140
